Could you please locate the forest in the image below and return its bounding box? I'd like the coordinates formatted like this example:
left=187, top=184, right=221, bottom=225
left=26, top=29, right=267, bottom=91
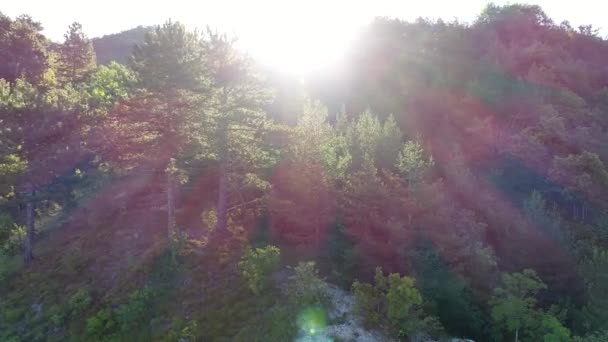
left=1, top=3, right=608, bottom=341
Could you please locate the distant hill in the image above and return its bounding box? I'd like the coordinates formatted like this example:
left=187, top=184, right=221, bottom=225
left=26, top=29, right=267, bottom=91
left=92, top=26, right=150, bottom=65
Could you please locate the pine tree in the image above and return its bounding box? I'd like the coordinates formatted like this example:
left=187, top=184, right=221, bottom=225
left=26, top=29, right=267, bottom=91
left=199, top=30, right=273, bottom=238
left=58, top=22, right=96, bottom=83
left=100, top=21, right=206, bottom=240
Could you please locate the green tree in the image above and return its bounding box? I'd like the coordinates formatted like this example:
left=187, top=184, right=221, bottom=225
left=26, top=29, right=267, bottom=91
left=0, top=13, right=48, bottom=83
left=0, top=77, right=85, bottom=262
left=105, top=20, right=206, bottom=239
left=199, top=31, right=273, bottom=237
left=58, top=22, right=96, bottom=83
left=269, top=100, right=342, bottom=248
left=352, top=267, right=436, bottom=338
left=396, top=139, right=434, bottom=188
left=578, top=248, right=608, bottom=333
left=238, top=245, right=280, bottom=294
left=490, top=269, right=547, bottom=342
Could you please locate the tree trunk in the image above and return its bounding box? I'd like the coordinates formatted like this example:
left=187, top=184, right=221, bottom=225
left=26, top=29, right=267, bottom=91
left=582, top=204, right=586, bottom=222
left=515, top=327, right=519, bottom=342
left=216, top=161, right=229, bottom=236
left=167, top=172, right=176, bottom=240
left=23, top=183, right=35, bottom=263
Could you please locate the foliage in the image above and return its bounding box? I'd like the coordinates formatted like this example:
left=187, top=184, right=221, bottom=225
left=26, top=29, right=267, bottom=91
left=574, top=331, right=608, bottom=342
left=396, top=139, right=434, bottom=187
left=85, top=307, right=117, bottom=340
left=3, top=3, right=608, bottom=340
left=577, top=248, right=608, bottom=332
left=353, top=267, right=439, bottom=338
left=286, top=261, right=327, bottom=306
left=0, top=214, right=25, bottom=255
left=413, top=246, right=488, bottom=339
left=490, top=269, right=571, bottom=341
left=115, top=287, right=155, bottom=332
left=161, top=319, right=199, bottom=342
left=232, top=304, right=297, bottom=342
left=0, top=252, right=19, bottom=286
left=238, top=245, right=280, bottom=294
left=58, top=22, right=96, bottom=83
left=68, top=288, right=92, bottom=316
left=0, top=13, right=48, bottom=83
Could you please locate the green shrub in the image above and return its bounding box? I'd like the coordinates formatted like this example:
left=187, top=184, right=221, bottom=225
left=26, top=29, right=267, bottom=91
left=85, top=307, right=117, bottom=340
left=238, top=245, right=280, bottom=294
left=68, top=288, right=92, bottom=316
left=47, top=304, right=66, bottom=327
left=233, top=304, right=297, bottom=342
left=286, top=261, right=327, bottom=306
left=85, top=287, right=155, bottom=340
left=0, top=214, right=25, bottom=255
left=162, top=319, right=199, bottom=341
left=115, top=287, right=155, bottom=332
left=0, top=252, right=19, bottom=287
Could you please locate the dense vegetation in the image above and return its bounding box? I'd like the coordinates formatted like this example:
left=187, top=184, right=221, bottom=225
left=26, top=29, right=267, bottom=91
left=1, top=3, right=608, bottom=341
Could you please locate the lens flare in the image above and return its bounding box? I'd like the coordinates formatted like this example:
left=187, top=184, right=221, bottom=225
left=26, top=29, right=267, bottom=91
left=296, top=306, right=330, bottom=341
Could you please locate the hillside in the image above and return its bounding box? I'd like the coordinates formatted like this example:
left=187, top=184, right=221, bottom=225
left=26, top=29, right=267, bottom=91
left=92, top=26, right=149, bottom=64
left=2, top=3, right=608, bottom=342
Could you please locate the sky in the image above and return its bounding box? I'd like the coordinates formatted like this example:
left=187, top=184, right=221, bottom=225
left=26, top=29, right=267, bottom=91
left=3, top=0, right=607, bottom=75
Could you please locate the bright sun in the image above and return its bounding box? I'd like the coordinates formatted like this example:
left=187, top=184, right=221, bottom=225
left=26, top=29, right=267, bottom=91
left=242, top=20, right=357, bottom=76
left=223, top=1, right=365, bottom=76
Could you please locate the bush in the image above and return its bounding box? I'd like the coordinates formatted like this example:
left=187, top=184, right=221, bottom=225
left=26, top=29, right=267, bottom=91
left=0, top=252, right=18, bottom=287
left=68, top=289, right=92, bottom=316
left=352, top=267, right=441, bottom=338
left=115, top=287, right=155, bottom=332
left=233, top=304, right=297, bottom=342
left=238, top=245, right=281, bottom=294
left=85, top=307, right=117, bottom=340
left=0, top=214, right=25, bottom=255
left=47, top=305, right=67, bottom=327
left=286, top=261, right=327, bottom=306
left=162, top=319, right=199, bottom=342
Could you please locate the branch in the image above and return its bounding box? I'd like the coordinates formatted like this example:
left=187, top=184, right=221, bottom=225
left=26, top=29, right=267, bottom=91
left=227, top=197, right=263, bottom=212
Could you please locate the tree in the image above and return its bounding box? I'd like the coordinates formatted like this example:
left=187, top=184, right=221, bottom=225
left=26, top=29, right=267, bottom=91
left=84, top=61, right=136, bottom=116
left=490, top=269, right=547, bottom=342
left=0, top=13, right=48, bottom=83
left=396, top=139, right=434, bottom=188
left=549, top=152, right=608, bottom=214
left=578, top=248, right=608, bottom=333
left=238, top=245, right=280, bottom=294
left=269, top=100, right=339, bottom=249
left=0, top=77, right=85, bottom=262
left=199, top=31, right=273, bottom=238
left=58, top=22, right=96, bottom=83
left=104, top=20, right=206, bottom=239
left=352, top=267, right=437, bottom=338
left=340, top=165, right=414, bottom=272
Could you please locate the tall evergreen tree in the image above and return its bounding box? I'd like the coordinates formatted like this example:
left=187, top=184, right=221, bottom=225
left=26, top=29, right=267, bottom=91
left=58, top=22, right=96, bottom=83
left=104, top=20, right=206, bottom=239
left=199, top=31, right=273, bottom=238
